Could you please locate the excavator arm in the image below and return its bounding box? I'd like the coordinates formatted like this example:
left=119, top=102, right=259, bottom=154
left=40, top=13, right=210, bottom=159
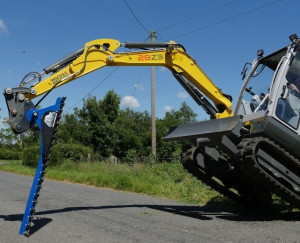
left=4, top=38, right=233, bottom=134
left=3, top=38, right=234, bottom=236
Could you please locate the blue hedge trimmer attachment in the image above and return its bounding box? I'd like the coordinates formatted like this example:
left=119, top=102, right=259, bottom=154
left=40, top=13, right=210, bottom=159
left=18, top=97, right=65, bottom=236
left=3, top=88, right=66, bottom=236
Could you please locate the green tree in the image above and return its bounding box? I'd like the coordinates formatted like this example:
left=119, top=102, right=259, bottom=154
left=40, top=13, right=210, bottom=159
left=0, top=120, right=38, bottom=160
left=0, top=124, right=39, bottom=150
left=163, top=101, right=197, bottom=127
left=156, top=102, right=197, bottom=161
left=57, top=113, right=91, bottom=145
left=76, top=90, right=121, bottom=157
left=20, top=129, right=40, bottom=148
left=50, top=92, right=198, bottom=162
left=113, top=109, right=151, bottom=158
left=0, top=127, right=19, bottom=149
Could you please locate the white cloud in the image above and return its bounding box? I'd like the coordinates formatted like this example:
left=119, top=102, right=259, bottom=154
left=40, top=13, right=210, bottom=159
left=177, top=92, right=189, bottom=99
left=164, top=105, right=173, bottom=112
left=121, top=96, right=140, bottom=108
left=0, top=19, right=9, bottom=35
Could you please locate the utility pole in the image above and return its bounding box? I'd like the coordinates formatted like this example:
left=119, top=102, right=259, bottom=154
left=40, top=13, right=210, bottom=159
left=151, top=30, right=156, bottom=155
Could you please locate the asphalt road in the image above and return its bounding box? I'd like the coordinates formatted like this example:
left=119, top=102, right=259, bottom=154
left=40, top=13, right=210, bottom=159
left=0, top=171, right=300, bottom=243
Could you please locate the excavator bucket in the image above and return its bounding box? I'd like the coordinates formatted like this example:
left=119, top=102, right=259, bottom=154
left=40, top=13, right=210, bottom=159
left=164, top=116, right=241, bottom=141
left=164, top=116, right=242, bottom=156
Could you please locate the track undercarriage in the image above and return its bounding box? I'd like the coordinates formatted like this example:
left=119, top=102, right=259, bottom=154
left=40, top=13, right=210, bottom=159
left=166, top=115, right=300, bottom=209
left=181, top=136, right=300, bottom=208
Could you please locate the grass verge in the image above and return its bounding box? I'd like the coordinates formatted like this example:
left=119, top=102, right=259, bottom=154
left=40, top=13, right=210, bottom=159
left=1, top=160, right=297, bottom=213
left=0, top=160, right=225, bottom=205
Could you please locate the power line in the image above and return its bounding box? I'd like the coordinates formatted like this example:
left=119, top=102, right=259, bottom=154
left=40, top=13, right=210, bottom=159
left=123, top=0, right=150, bottom=35
left=65, top=67, right=119, bottom=113
left=157, top=0, right=240, bottom=32
left=170, top=0, right=284, bottom=40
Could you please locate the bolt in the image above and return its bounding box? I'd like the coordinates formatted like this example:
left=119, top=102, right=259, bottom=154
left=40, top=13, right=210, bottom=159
left=18, top=93, right=25, bottom=101
left=16, top=125, right=22, bottom=132
left=5, top=88, right=12, bottom=95
left=107, top=55, right=114, bottom=62
left=30, top=88, right=37, bottom=95
left=10, top=108, right=17, bottom=116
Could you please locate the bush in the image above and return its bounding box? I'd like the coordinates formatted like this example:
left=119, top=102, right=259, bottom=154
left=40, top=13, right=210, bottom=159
left=49, top=143, right=93, bottom=166
left=0, top=148, right=22, bottom=160
left=123, top=149, right=139, bottom=163
left=22, top=146, right=40, bottom=167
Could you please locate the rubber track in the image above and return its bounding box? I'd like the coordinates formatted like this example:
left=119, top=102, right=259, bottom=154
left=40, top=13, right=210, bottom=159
left=181, top=147, right=249, bottom=206
left=237, top=137, right=300, bottom=208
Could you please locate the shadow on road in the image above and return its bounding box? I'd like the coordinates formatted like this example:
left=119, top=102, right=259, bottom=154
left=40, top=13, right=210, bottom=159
left=33, top=203, right=299, bottom=221
left=30, top=217, right=53, bottom=235
left=0, top=213, right=52, bottom=236
left=1, top=203, right=299, bottom=236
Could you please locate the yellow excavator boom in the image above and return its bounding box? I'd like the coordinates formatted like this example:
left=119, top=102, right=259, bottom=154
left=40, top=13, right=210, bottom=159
left=22, top=38, right=233, bottom=119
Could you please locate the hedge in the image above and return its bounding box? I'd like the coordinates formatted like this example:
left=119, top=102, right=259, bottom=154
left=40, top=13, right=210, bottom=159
left=49, top=143, right=94, bottom=166
left=22, top=146, right=40, bottom=167
left=0, top=148, right=22, bottom=160
left=21, top=143, right=94, bottom=167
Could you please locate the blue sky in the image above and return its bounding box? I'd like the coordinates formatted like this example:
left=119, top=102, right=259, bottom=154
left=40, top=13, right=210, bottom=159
left=0, top=0, right=299, bottom=122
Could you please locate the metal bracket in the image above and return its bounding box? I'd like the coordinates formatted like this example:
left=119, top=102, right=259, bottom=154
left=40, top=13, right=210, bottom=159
left=3, top=87, right=37, bottom=134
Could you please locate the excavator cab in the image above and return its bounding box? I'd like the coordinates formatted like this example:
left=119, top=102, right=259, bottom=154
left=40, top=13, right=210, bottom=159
left=236, top=34, right=300, bottom=135
left=236, top=47, right=287, bottom=117
left=274, top=50, right=300, bottom=129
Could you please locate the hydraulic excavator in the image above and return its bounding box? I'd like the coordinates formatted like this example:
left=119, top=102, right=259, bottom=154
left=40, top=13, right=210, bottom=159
left=3, top=34, right=300, bottom=236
